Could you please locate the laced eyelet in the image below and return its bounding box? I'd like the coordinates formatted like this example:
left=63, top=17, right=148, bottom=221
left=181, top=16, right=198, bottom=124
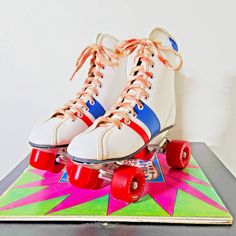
left=138, top=105, right=144, bottom=110
left=124, top=120, right=131, bottom=125
left=85, top=108, right=89, bottom=112
left=132, top=112, right=137, bottom=117
left=144, top=96, right=149, bottom=100
left=78, top=114, right=83, bottom=118
left=90, top=100, right=95, bottom=105
left=150, top=75, right=154, bottom=79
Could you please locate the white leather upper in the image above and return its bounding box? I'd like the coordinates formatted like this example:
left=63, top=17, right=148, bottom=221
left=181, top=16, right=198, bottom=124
left=29, top=33, right=127, bottom=147
left=68, top=27, right=180, bottom=161
left=68, top=123, right=144, bottom=160
left=29, top=117, right=88, bottom=146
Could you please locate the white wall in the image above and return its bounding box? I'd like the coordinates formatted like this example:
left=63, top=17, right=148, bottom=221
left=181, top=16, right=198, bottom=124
left=0, top=0, right=236, bottom=179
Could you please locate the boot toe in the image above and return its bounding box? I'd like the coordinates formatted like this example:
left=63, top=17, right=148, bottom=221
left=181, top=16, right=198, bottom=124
left=29, top=118, right=62, bottom=147
left=29, top=117, right=88, bottom=147
left=67, top=126, right=110, bottom=161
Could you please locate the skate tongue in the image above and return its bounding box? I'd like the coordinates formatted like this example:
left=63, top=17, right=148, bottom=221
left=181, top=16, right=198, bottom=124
left=96, top=33, right=119, bottom=50
left=76, top=34, right=119, bottom=110
left=148, top=27, right=178, bottom=51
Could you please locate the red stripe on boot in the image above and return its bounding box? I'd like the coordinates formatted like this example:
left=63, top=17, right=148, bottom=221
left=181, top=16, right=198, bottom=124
left=121, top=118, right=149, bottom=143
left=75, top=112, right=93, bottom=127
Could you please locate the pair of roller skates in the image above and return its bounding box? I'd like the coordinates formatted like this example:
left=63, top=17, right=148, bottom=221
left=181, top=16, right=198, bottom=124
left=29, top=27, right=191, bottom=203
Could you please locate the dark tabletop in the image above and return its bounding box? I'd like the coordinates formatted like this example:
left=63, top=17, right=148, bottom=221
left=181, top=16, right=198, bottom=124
left=0, top=143, right=235, bottom=236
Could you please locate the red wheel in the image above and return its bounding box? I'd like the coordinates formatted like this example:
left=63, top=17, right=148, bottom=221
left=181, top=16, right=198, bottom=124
left=29, top=149, right=65, bottom=173
left=134, top=147, right=153, bottom=161
left=30, top=149, right=56, bottom=170
left=48, top=161, right=65, bottom=173
left=67, top=161, right=103, bottom=189
left=66, top=158, right=74, bottom=175
left=111, top=166, right=145, bottom=202
left=166, top=140, right=191, bottom=169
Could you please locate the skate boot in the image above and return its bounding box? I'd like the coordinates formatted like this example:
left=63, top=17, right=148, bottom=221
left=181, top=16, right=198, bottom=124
left=67, top=27, right=191, bottom=200
left=29, top=33, right=127, bottom=173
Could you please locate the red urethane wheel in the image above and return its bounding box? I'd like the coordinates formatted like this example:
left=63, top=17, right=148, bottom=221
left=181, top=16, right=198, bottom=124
left=133, top=147, right=154, bottom=161
left=166, top=140, right=191, bottom=169
left=30, top=149, right=65, bottom=173
left=66, top=158, right=74, bottom=175
left=30, top=149, right=56, bottom=170
left=67, top=161, right=103, bottom=189
left=111, top=165, right=145, bottom=203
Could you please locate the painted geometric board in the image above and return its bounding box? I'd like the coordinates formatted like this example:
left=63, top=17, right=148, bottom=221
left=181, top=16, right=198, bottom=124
left=0, top=154, right=233, bottom=224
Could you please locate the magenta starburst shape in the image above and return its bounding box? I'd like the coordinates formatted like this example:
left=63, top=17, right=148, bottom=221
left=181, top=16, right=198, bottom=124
left=0, top=154, right=227, bottom=216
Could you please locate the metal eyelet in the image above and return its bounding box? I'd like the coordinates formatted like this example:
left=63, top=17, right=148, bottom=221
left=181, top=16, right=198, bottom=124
left=124, top=120, right=131, bottom=125
left=138, top=105, right=144, bottom=110
left=132, top=113, right=137, bottom=117
left=78, top=114, right=83, bottom=118
left=85, top=108, right=89, bottom=112
left=90, top=100, right=95, bottom=105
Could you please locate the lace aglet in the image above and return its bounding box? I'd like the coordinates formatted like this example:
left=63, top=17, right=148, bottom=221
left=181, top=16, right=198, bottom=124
left=69, top=69, right=78, bottom=81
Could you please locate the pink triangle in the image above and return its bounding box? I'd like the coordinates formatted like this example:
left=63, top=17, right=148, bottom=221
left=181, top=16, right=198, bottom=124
left=107, top=194, right=129, bottom=215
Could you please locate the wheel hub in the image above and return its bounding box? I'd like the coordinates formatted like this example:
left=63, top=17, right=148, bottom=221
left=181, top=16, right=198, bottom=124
left=182, top=151, right=187, bottom=159
left=131, top=180, right=138, bottom=190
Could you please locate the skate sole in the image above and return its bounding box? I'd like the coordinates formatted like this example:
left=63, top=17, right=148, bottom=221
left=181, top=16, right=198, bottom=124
left=29, top=142, right=68, bottom=150
left=69, top=125, right=174, bottom=164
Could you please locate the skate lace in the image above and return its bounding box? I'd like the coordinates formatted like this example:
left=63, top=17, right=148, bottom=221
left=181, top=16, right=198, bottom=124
left=95, top=38, right=182, bottom=128
left=53, top=44, right=119, bottom=120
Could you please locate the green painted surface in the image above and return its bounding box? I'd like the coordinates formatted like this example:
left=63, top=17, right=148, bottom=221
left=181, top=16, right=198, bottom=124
left=0, top=196, right=67, bottom=216
left=51, top=195, right=109, bottom=216
left=183, top=165, right=210, bottom=183
left=184, top=180, right=226, bottom=208
left=189, top=156, right=198, bottom=166
left=111, top=195, right=169, bottom=216
left=14, top=169, right=43, bottom=186
left=173, top=190, right=229, bottom=217
left=0, top=186, right=45, bottom=208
